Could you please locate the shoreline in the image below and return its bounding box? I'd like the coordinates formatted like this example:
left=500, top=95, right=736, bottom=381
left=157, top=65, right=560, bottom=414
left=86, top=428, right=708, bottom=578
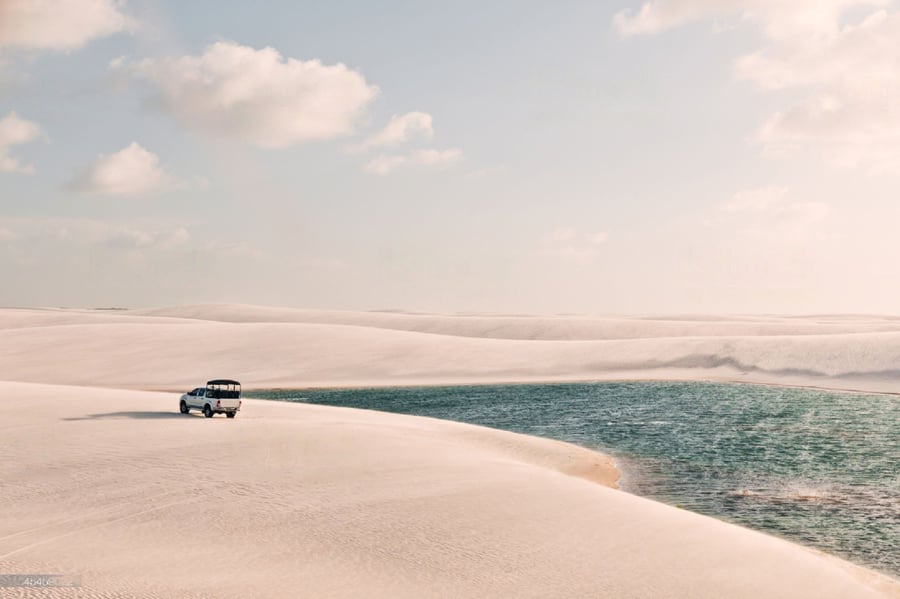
left=19, top=372, right=900, bottom=402
left=14, top=372, right=900, bottom=399
left=238, top=375, right=900, bottom=397
left=246, top=377, right=899, bottom=579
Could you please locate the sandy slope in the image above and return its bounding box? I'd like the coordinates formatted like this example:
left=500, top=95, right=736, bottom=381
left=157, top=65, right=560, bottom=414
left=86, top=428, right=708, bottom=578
left=134, top=304, right=900, bottom=340
left=1, top=305, right=898, bottom=597
left=2, top=305, right=900, bottom=392
left=1, top=381, right=897, bottom=599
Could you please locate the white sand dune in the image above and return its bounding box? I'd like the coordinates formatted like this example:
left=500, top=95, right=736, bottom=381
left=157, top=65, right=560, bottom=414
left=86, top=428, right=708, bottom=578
left=2, top=381, right=897, bottom=599
left=1, top=305, right=898, bottom=597
left=135, top=303, right=900, bottom=340
left=2, top=305, right=900, bottom=392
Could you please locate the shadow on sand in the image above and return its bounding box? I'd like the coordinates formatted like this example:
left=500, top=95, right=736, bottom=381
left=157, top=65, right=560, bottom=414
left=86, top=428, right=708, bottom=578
left=62, top=411, right=195, bottom=421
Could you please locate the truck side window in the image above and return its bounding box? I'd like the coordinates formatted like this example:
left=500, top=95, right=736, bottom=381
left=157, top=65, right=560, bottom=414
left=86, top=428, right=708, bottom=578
left=199, top=388, right=205, bottom=397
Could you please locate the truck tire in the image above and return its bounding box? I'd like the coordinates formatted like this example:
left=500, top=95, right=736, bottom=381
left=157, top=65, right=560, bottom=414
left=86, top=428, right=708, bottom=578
left=180, top=400, right=189, bottom=414
left=203, top=404, right=213, bottom=418
left=226, top=412, right=236, bottom=419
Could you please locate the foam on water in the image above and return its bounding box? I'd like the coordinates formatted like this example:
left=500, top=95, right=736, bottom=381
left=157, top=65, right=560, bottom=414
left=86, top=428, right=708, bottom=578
left=252, top=381, right=900, bottom=576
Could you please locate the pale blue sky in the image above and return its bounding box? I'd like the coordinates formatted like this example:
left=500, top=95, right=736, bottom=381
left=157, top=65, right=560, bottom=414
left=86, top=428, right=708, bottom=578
left=2, top=1, right=900, bottom=312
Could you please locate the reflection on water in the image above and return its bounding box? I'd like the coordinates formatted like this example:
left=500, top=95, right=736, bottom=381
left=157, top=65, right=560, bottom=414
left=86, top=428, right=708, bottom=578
left=252, top=382, right=899, bottom=576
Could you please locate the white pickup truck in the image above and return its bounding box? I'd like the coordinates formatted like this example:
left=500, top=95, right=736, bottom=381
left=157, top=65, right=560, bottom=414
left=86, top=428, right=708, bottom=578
left=179, top=379, right=242, bottom=418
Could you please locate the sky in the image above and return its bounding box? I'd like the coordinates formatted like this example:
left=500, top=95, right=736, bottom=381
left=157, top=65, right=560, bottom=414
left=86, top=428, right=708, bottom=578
left=2, top=0, right=900, bottom=314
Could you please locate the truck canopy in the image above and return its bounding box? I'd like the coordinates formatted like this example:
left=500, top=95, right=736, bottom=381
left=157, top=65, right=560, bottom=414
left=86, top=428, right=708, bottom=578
left=205, top=380, right=241, bottom=399
left=207, top=379, right=240, bottom=386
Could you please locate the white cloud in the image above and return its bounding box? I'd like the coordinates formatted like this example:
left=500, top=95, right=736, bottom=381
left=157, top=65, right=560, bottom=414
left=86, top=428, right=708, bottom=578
left=745, top=10, right=900, bottom=173
left=0, top=111, right=41, bottom=174
left=614, top=1, right=888, bottom=39
left=539, top=227, right=609, bottom=263
left=0, top=0, right=132, bottom=51
left=121, top=41, right=378, bottom=148
left=350, top=111, right=433, bottom=152
left=466, top=167, right=496, bottom=179
left=364, top=148, right=462, bottom=175
left=202, top=240, right=264, bottom=258
left=19, top=218, right=254, bottom=256
left=614, top=0, right=725, bottom=36
left=364, top=154, right=408, bottom=176
left=72, top=142, right=172, bottom=197
left=716, top=187, right=831, bottom=240
left=2, top=217, right=191, bottom=251
left=615, top=1, right=900, bottom=173
left=721, top=186, right=789, bottom=213
left=103, top=226, right=190, bottom=250
left=412, top=148, right=463, bottom=166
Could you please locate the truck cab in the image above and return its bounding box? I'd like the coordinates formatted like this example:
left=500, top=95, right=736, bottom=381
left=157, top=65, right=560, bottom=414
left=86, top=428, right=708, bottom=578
left=180, top=379, right=241, bottom=418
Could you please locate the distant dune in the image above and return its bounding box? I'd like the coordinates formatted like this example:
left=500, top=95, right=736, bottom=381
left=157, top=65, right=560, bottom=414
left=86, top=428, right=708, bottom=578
left=2, top=304, right=900, bottom=392
left=1, top=305, right=898, bottom=598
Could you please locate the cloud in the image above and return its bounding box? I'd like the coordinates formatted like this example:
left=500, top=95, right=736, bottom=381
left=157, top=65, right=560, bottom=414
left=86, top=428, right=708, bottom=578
left=614, top=1, right=888, bottom=38
left=120, top=41, right=378, bottom=148
left=72, top=142, right=172, bottom=196
left=0, top=111, right=41, bottom=174
left=614, top=0, right=725, bottom=36
left=720, top=186, right=789, bottom=213
left=614, top=1, right=900, bottom=173
left=539, top=227, right=609, bottom=263
left=744, top=10, right=900, bottom=173
left=413, top=148, right=463, bottom=166
left=352, top=112, right=464, bottom=175
left=202, top=240, right=264, bottom=258
left=0, top=217, right=190, bottom=251
left=349, top=111, right=433, bottom=152
left=715, top=186, right=831, bottom=240
left=0, top=0, right=132, bottom=51
left=364, top=154, right=407, bottom=176
left=103, top=226, right=190, bottom=250
left=364, top=148, right=462, bottom=175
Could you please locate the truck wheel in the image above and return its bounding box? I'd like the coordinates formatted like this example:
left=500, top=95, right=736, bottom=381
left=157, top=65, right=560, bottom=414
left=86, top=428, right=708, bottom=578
left=203, top=404, right=213, bottom=418
left=180, top=400, right=189, bottom=414
left=226, top=412, right=236, bottom=419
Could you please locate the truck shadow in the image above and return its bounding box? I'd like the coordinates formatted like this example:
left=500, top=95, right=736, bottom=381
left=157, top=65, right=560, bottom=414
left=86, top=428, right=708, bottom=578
left=62, top=411, right=197, bottom=421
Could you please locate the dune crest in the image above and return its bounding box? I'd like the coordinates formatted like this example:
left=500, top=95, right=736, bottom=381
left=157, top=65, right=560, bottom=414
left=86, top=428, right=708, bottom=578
left=2, top=305, right=900, bottom=393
